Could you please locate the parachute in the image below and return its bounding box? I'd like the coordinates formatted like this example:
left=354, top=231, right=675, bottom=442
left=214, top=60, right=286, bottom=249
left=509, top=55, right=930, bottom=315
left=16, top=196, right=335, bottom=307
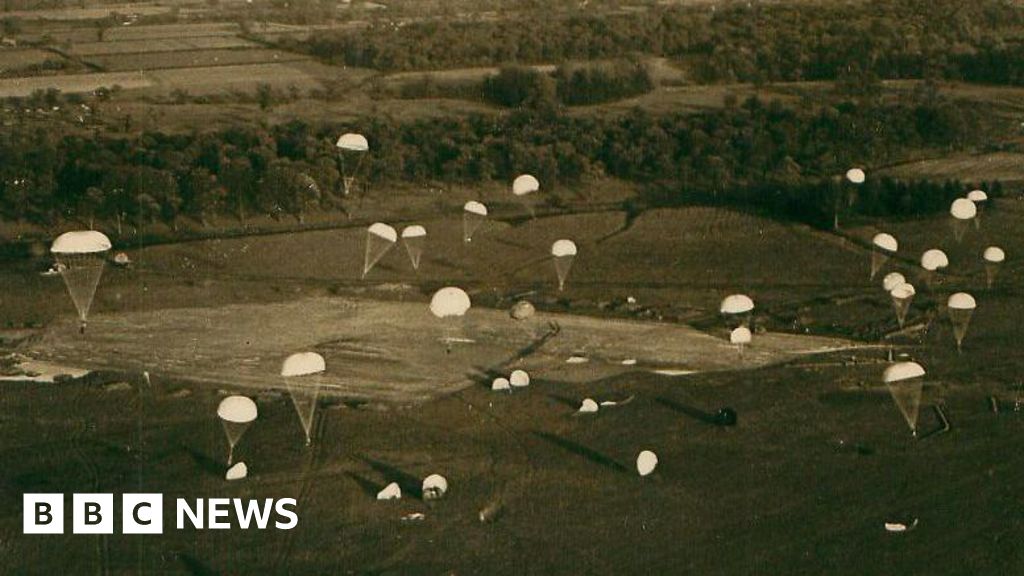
left=510, top=369, right=530, bottom=388
left=882, top=362, right=925, bottom=435
left=578, top=398, right=599, bottom=413
left=363, top=222, right=397, bottom=277
left=281, top=352, right=326, bottom=446
left=946, top=292, right=976, bottom=352
left=400, top=225, right=426, bottom=270
left=967, top=190, right=988, bottom=228
left=882, top=272, right=906, bottom=292
left=217, top=395, right=258, bottom=465
left=871, top=233, right=898, bottom=279
left=512, top=174, right=540, bottom=216
left=889, top=282, right=915, bottom=328
left=983, top=246, right=1005, bottom=289
left=422, top=474, right=448, bottom=500
left=492, top=377, right=511, bottom=392
left=846, top=168, right=866, bottom=184
left=226, top=462, right=248, bottom=481
left=335, top=132, right=369, bottom=196
left=730, top=325, right=752, bottom=347
left=50, top=231, right=112, bottom=332
left=920, top=249, right=949, bottom=288
left=720, top=294, right=755, bottom=315
left=720, top=294, right=754, bottom=330
left=551, top=239, right=578, bottom=291
left=509, top=300, right=536, bottom=321
left=377, top=482, right=402, bottom=500
left=636, top=450, right=658, bottom=477
left=430, top=287, right=472, bottom=351
left=463, top=201, right=488, bottom=243
left=950, top=198, right=977, bottom=241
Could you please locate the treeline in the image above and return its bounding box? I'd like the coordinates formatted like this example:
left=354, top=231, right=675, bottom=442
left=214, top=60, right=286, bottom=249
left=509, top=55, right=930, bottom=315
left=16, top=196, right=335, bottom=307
left=644, top=177, right=1005, bottom=230
left=289, top=0, right=1024, bottom=85
left=480, top=61, right=653, bottom=108
left=0, top=92, right=989, bottom=231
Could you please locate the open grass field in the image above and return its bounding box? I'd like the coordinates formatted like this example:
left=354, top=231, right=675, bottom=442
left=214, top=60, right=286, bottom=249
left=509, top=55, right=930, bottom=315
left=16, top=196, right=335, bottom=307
left=0, top=70, right=152, bottom=98
left=85, top=48, right=308, bottom=73
left=1, top=3, right=172, bottom=20
left=68, top=36, right=260, bottom=57
left=0, top=48, right=65, bottom=69
left=881, top=152, right=1024, bottom=184
left=2, top=197, right=1024, bottom=573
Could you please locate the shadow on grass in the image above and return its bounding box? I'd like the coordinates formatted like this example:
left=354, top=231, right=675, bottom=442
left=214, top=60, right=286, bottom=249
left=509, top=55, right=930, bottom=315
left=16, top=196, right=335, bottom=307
left=655, top=397, right=718, bottom=425
left=345, top=471, right=385, bottom=498
left=179, top=553, right=220, bottom=576
left=546, top=393, right=579, bottom=409
left=532, top=431, right=628, bottom=474
left=183, top=445, right=225, bottom=478
left=359, top=455, right=422, bottom=499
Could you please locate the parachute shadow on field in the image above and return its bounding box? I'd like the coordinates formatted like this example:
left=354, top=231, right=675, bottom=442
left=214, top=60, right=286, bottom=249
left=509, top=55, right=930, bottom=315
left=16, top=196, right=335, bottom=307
left=358, top=456, right=423, bottom=499
left=183, top=445, right=225, bottom=478
left=531, top=431, right=628, bottom=474
left=655, top=397, right=720, bottom=425
left=546, top=393, right=580, bottom=410
left=345, top=471, right=386, bottom=499
left=178, top=553, right=220, bottom=576
left=467, top=366, right=509, bottom=390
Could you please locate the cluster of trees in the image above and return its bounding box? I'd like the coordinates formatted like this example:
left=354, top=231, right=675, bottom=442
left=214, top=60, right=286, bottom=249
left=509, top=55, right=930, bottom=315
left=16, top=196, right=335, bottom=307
left=646, top=176, right=1004, bottom=230
left=290, top=0, right=1024, bottom=86
left=0, top=89, right=990, bottom=232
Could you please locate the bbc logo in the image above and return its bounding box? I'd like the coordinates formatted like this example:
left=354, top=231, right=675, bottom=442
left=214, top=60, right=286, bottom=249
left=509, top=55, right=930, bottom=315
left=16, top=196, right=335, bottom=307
left=24, top=494, right=163, bottom=535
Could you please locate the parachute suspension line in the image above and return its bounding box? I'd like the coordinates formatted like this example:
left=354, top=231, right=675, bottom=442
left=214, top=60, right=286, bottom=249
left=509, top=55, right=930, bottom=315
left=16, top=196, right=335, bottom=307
left=56, top=252, right=106, bottom=325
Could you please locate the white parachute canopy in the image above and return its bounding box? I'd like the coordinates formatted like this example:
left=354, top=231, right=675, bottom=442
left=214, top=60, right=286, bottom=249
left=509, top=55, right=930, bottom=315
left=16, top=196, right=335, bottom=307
left=512, top=174, right=540, bottom=196
left=431, top=287, right=472, bottom=350
left=967, top=189, right=988, bottom=203
left=921, top=249, right=949, bottom=271
left=846, top=168, right=866, bottom=184
left=510, top=300, right=536, bottom=321
left=882, top=362, right=925, bottom=435
left=984, top=246, right=1006, bottom=263
left=636, top=450, right=659, bottom=476
left=950, top=198, right=977, bottom=219
left=984, top=246, right=1005, bottom=288
left=510, top=369, right=531, bottom=388
left=363, top=222, right=397, bottom=277
left=401, top=225, right=427, bottom=270
left=217, top=395, right=258, bottom=465
left=871, top=233, right=898, bottom=279
left=51, top=230, right=112, bottom=328
left=920, top=249, right=948, bottom=289
left=947, top=292, right=977, bottom=352
left=281, top=352, right=326, bottom=445
left=463, top=201, right=488, bottom=243
left=882, top=272, right=906, bottom=292
left=730, top=326, right=752, bottom=346
left=335, top=132, right=369, bottom=195
left=950, top=198, right=977, bottom=241
left=578, top=398, right=599, bottom=413
left=890, top=282, right=916, bottom=328
left=377, top=482, right=401, bottom=500
left=430, top=287, right=471, bottom=318
left=336, top=133, right=369, bottom=152
left=422, top=474, right=449, bottom=500
left=492, top=377, right=511, bottom=391
left=720, top=294, right=755, bottom=322
left=551, top=239, right=578, bottom=291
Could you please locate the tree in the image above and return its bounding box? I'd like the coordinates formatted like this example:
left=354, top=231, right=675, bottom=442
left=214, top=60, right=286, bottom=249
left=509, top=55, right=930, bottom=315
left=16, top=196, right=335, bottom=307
left=77, top=186, right=105, bottom=229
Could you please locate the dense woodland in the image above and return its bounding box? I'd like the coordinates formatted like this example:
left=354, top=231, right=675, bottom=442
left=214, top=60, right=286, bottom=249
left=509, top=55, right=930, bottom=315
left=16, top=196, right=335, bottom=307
left=291, top=0, right=1024, bottom=85
left=0, top=85, right=997, bottom=232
